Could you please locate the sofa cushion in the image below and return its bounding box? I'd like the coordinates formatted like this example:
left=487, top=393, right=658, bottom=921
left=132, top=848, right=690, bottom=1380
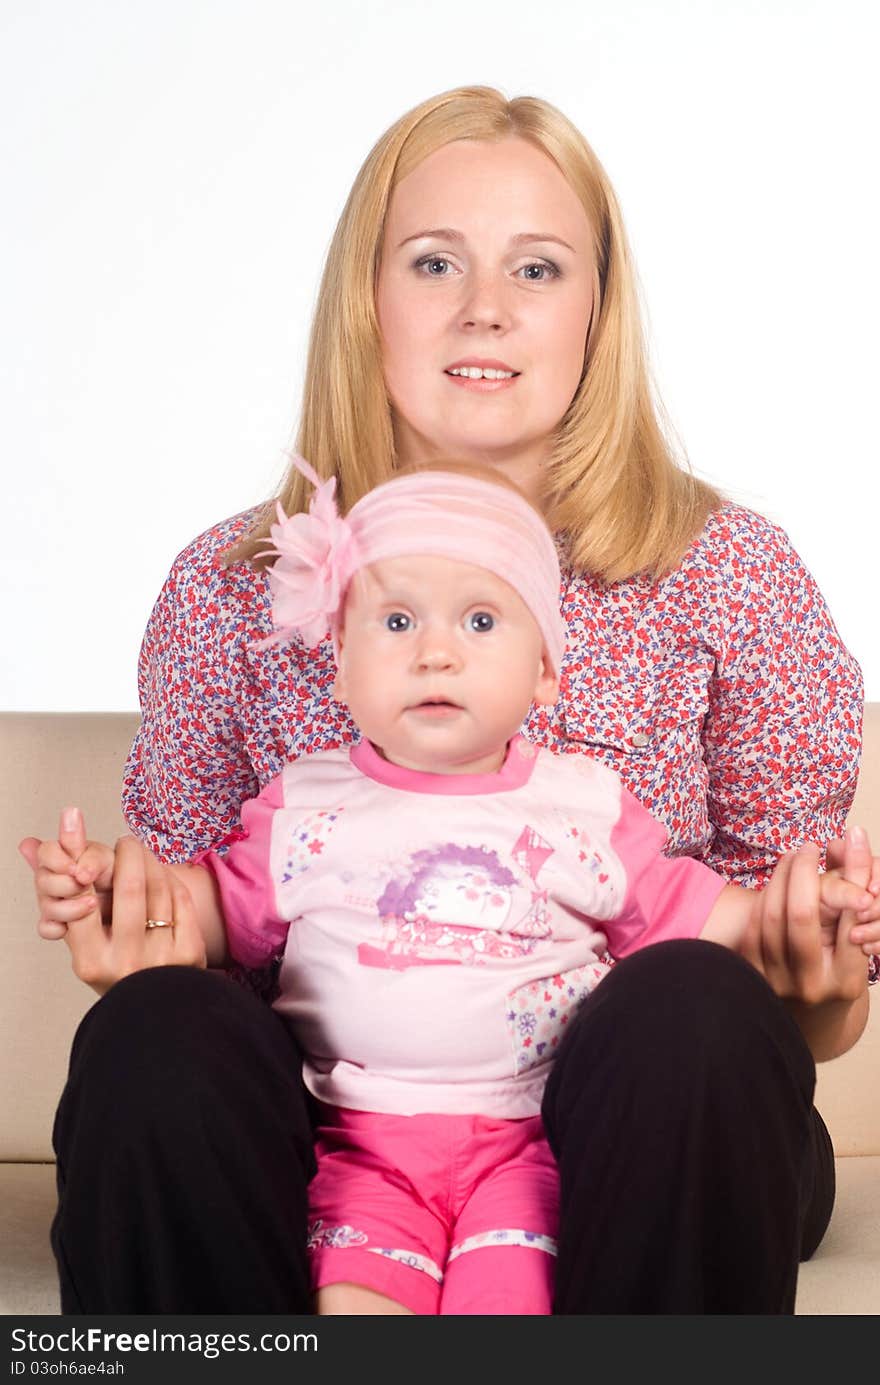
left=2, top=1158, right=877, bottom=1316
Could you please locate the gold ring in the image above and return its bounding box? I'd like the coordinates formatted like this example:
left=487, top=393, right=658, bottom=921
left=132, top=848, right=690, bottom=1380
left=145, top=918, right=175, bottom=930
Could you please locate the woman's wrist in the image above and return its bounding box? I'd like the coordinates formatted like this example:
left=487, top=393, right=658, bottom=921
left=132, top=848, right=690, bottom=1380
left=786, top=986, right=870, bottom=1063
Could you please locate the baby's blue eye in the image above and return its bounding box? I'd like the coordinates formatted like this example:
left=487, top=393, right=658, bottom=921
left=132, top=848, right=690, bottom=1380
left=385, top=612, right=412, bottom=632
left=469, top=612, right=495, bottom=632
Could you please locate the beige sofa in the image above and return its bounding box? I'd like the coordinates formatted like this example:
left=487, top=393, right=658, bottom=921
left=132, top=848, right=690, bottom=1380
left=2, top=710, right=878, bottom=1316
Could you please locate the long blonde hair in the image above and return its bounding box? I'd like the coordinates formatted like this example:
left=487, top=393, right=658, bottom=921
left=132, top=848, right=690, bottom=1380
left=228, top=86, right=721, bottom=582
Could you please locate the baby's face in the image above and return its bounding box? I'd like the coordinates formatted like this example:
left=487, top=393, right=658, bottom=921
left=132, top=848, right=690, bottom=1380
left=333, top=554, right=559, bottom=774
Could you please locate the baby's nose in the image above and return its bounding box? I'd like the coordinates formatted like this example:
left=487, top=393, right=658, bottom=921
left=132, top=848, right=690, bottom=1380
left=415, top=630, right=461, bottom=670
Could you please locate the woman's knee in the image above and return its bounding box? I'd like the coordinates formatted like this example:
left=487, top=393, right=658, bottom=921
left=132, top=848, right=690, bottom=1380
left=68, top=967, right=256, bottom=1077
left=74, top=963, right=291, bottom=1052
left=542, top=939, right=814, bottom=1144
left=58, top=966, right=314, bottom=1161
left=558, top=938, right=801, bottom=1060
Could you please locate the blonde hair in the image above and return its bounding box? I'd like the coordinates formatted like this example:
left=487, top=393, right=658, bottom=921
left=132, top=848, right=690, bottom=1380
left=227, top=86, right=722, bottom=582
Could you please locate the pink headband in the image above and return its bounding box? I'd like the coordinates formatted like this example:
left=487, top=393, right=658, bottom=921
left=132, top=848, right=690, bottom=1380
left=260, top=457, right=566, bottom=675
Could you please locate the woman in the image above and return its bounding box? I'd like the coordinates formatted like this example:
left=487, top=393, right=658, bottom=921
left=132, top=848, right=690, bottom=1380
left=29, top=86, right=868, bottom=1314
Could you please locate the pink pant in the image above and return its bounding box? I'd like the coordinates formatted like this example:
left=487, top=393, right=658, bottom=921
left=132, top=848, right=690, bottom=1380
left=307, top=1106, right=559, bottom=1315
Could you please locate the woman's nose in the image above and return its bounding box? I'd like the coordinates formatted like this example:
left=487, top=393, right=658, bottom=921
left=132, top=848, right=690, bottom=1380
left=459, top=271, right=513, bottom=333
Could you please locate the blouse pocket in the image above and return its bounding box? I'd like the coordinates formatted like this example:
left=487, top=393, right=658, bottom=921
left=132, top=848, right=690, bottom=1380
left=559, top=655, right=711, bottom=761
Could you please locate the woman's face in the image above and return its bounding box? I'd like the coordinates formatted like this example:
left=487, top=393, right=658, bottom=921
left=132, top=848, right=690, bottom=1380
left=376, top=137, right=596, bottom=499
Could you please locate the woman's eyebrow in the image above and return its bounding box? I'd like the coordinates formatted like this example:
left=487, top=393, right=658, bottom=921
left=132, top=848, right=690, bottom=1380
left=397, top=227, right=576, bottom=252
left=397, top=226, right=464, bottom=248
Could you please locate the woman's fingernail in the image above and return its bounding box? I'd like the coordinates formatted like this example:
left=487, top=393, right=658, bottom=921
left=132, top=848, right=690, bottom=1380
left=848, top=825, right=867, bottom=846
left=62, top=808, right=79, bottom=833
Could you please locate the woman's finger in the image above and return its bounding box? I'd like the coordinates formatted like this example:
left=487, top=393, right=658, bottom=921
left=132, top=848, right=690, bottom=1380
left=737, top=899, right=763, bottom=973
left=108, top=836, right=152, bottom=975
left=758, top=850, right=794, bottom=989
left=782, top=847, right=824, bottom=998
left=824, top=837, right=846, bottom=873
left=831, top=829, right=875, bottom=992
left=167, top=874, right=207, bottom=970
left=63, top=890, right=109, bottom=990
left=143, top=849, right=177, bottom=961
left=58, top=807, right=88, bottom=861
left=840, top=826, right=872, bottom=890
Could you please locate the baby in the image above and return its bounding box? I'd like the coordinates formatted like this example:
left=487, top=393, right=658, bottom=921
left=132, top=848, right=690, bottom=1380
left=28, top=458, right=880, bottom=1316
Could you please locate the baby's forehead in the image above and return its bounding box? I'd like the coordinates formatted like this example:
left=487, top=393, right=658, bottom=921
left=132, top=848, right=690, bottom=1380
left=351, top=553, right=519, bottom=605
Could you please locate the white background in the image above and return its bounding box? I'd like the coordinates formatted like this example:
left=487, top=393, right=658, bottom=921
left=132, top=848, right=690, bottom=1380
left=2, top=0, right=877, bottom=709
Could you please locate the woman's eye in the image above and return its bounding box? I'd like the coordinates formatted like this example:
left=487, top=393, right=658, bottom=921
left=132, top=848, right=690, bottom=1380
left=414, top=255, right=453, bottom=277
left=385, top=612, right=412, bottom=632
left=517, top=261, right=559, bottom=282
left=468, top=612, right=495, bottom=632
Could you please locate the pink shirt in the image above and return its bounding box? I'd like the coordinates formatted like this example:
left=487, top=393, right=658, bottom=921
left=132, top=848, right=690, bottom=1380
left=202, top=736, right=727, bottom=1118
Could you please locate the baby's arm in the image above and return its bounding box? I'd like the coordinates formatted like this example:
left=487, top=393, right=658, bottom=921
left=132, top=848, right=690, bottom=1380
left=21, top=808, right=229, bottom=993
left=700, top=828, right=875, bottom=1061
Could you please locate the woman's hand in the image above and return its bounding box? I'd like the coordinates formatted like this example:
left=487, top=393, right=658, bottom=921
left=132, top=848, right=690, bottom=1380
left=738, top=830, right=872, bottom=1007
left=20, top=809, right=207, bottom=994
left=826, top=827, right=880, bottom=957
left=734, top=828, right=873, bottom=1061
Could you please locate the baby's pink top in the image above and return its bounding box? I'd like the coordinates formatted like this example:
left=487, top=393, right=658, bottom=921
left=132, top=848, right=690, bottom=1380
left=202, top=736, right=727, bottom=1119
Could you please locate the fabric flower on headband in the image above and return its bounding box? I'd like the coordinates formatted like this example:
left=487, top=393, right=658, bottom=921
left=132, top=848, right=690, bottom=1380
left=258, top=456, right=358, bottom=649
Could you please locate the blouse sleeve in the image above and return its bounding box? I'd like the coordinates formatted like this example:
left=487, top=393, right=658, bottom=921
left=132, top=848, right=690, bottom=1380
left=701, top=511, right=864, bottom=890
left=122, top=519, right=263, bottom=864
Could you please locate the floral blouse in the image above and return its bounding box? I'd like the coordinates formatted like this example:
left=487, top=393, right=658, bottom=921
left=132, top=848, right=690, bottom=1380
left=122, top=500, right=873, bottom=982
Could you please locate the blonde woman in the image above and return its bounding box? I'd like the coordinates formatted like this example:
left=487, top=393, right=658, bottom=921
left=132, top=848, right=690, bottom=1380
left=28, top=87, right=868, bottom=1315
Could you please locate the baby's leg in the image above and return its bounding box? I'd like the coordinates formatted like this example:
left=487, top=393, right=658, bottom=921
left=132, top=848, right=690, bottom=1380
left=440, top=1115, right=559, bottom=1316
left=441, top=1242, right=555, bottom=1316
left=315, top=1283, right=412, bottom=1315
left=308, top=1108, right=447, bottom=1316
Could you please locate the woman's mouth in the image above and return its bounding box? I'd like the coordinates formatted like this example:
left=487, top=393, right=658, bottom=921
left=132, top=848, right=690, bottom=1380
left=444, top=360, right=520, bottom=392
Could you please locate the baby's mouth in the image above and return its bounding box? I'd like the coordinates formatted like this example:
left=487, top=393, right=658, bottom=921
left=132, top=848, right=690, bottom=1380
left=408, top=698, right=463, bottom=715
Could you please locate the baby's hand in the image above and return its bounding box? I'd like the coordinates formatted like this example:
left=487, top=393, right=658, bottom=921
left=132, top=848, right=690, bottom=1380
left=826, top=828, right=880, bottom=957
left=20, top=808, right=206, bottom=994
left=19, top=807, right=115, bottom=939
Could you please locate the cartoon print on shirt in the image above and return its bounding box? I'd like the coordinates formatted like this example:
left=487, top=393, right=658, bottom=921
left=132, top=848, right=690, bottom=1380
left=510, top=825, right=555, bottom=938
left=280, top=808, right=344, bottom=882
left=357, top=838, right=554, bottom=970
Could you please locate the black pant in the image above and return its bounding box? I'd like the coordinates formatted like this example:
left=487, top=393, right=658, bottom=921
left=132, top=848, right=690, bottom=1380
left=51, top=942, right=833, bottom=1314
left=542, top=939, right=834, bottom=1313
left=52, top=967, right=316, bottom=1313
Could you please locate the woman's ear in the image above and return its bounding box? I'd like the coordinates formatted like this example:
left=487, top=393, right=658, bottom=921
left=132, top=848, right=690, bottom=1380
left=533, top=654, right=560, bottom=708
